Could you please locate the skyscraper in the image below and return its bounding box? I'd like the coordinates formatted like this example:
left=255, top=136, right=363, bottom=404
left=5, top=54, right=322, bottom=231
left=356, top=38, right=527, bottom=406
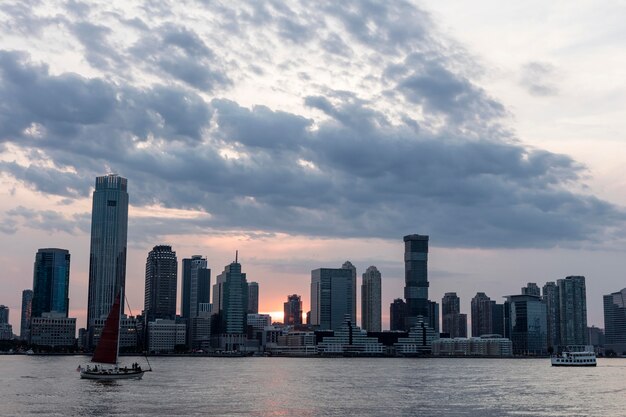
left=248, top=282, right=259, bottom=314
left=144, top=245, right=178, bottom=322
left=522, top=283, right=541, bottom=297
left=20, top=289, right=33, bottom=340
left=491, top=302, right=505, bottom=337
left=471, top=292, right=493, bottom=337
left=284, top=294, right=303, bottom=326
left=542, top=281, right=560, bottom=351
left=390, top=298, right=407, bottom=331
left=557, top=276, right=588, bottom=346
left=442, top=292, right=467, bottom=338
left=0, top=305, right=8, bottom=324
left=86, top=174, right=128, bottom=329
left=311, top=268, right=355, bottom=331
left=506, top=294, right=547, bottom=355
left=603, top=288, right=626, bottom=354
left=403, top=234, right=429, bottom=329
left=181, top=255, right=211, bottom=319
left=32, top=248, right=70, bottom=318
left=361, top=266, right=381, bottom=332
left=212, top=259, right=249, bottom=334
left=341, top=261, right=357, bottom=324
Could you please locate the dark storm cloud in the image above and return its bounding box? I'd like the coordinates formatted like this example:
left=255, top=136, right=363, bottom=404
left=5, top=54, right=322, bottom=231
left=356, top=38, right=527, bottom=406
left=69, top=22, right=121, bottom=70
left=0, top=1, right=624, bottom=249
left=520, top=61, right=559, bottom=97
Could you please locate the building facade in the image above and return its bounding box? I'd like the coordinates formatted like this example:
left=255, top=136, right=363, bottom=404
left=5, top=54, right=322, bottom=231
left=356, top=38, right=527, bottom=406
left=522, top=283, right=541, bottom=297
left=603, top=288, right=626, bottom=355
left=144, top=245, right=178, bottom=321
left=147, top=319, right=186, bottom=353
left=20, top=289, right=33, bottom=341
left=248, top=282, right=259, bottom=314
left=557, top=276, right=588, bottom=346
left=471, top=292, right=493, bottom=337
left=181, top=255, right=211, bottom=319
left=361, top=266, right=382, bottom=332
left=390, top=298, right=407, bottom=331
left=432, top=336, right=512, bottom=357
left=86, top=174, right=129, bottom=331
left=284, top=294, right=303, bottom=326
left=442, top=292, right=467, bottom=338
left=542, top=281, right=560, bottom=351
left=32, top=248, right=70, bottom=318
left=341, top=261, right=358, bottom=324
left=29, top=313, right=76, bottom=347
left=506, top=294, right=547, bottom=355
left=403, top=234, right=429, bottom=330
left=311, top=268, right=355, bottom=331
left=0, top=305, right=7, bottom=324
left=212, top=260, right=249, bottom=335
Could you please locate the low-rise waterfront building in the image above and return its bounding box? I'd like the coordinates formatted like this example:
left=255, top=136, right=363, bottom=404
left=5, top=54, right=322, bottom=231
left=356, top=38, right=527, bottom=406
left=147, top=319, right=186, bottom=353
left=317, top=317, right=384, bottom=354
left=90, top=316, right=138, bottom=350
left=432, top=335, right=512, bottom=356
left=394, top=316, right=438, bottom=354
left=29, top=313, right=76, bottom=347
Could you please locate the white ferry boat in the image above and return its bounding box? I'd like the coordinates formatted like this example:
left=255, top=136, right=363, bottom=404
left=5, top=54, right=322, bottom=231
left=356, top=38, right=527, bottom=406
left=551, top=345, right=596, bottom=367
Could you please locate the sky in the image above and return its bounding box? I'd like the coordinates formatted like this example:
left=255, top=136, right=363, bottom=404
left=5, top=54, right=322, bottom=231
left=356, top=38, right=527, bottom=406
left=1, top=0, right=625, bottom=333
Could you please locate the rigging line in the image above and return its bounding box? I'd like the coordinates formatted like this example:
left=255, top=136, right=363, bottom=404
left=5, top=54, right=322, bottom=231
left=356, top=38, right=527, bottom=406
left=124, top=293, right=153, bottom=372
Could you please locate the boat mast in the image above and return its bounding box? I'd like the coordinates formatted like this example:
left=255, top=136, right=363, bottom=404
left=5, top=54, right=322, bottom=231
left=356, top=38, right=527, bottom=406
left=116, top=287, right=122, bottom=367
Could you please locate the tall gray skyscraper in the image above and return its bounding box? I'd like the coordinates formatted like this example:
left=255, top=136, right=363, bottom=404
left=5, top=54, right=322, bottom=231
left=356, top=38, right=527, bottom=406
left=442, top=292, right=467, bottom=338
left=311, top=268, right=355, bottom=331
left=471, top=292, right=493, bottom=337
left=284, top=294, right=302, bottom=325
left=32, top=248, right=70, bottom=318
left=542, top=281, right=560, bottom=350
left=557, top=276, right=588, bottom=346
left=212, top=259, right=248, bottom=334
left=403, top=234, right=429, bottom=329
left=20, top=289, right=33, bottom=340
left=341, top=261, right=357, bottom=324
left=248, top=282, right=259, bottom=314
left=603, top=288, right=626, bottom=354
left=181, top=255, right=211, bottom=319
left=144, top=245, right=178, bottom=321
left=86, top=174, right=128, bottom=329
left=361, top=266, right=382, bottom=332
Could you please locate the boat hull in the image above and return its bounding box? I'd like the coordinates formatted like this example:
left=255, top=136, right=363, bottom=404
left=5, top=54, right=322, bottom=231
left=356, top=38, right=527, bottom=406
left=80, top=370, right=144, bottom=380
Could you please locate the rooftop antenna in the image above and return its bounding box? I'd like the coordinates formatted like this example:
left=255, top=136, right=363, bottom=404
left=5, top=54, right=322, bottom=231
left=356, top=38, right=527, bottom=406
left=235, top=250, right=238, bottom=263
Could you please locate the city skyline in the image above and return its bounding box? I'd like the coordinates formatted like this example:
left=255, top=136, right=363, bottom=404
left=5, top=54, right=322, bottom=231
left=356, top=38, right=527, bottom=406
left=2, top=1, right=626, bottom=333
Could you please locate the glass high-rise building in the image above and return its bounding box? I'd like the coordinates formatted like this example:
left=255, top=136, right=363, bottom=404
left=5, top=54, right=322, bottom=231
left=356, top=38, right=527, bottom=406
left=361, top=266, right=381, bottom=332
left=144, top=245, right=178, bottom=322
left=311, top=268, right=355, bottom=331
left=248, top=282, right=259, bottom=314
left=506, top=294, right=547, bottom=355
left=341, top=261, right=357, bottom=324
left=403, top=234, right=429, bottom=328
left=181, top=255, right=211, bottom=319
left=86, top=174, right=128, bottom=329
left=603, top=288, right=626, bottom=354
left=212, top=260, right=248, bottom=334
left=284, top=294, right=303, bottom=326
left=32, top=248, right=70, bottom=318
left=542, top=281, right=560, bottom=350
left=0, top=305, right=8, bottom=324
left=557, top=276, right=588, bottom=346
left=20, top=289, right=33, bottom=340
left=390, top=298, right=407, bottom=331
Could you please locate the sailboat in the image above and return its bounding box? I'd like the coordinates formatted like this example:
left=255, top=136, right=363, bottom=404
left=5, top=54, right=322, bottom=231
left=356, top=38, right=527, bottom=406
left=79, top=291, right=148, bottom=380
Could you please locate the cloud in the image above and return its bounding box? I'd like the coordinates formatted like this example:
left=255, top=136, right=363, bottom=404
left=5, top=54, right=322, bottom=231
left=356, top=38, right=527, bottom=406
left=520, top=61, right=559, bottom=97
left=0, top=0, right=624, bottom=250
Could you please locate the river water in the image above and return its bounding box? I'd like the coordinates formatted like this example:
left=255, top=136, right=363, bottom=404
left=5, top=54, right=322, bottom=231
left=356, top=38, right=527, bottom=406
left=1, top=356, right=625, bottom=416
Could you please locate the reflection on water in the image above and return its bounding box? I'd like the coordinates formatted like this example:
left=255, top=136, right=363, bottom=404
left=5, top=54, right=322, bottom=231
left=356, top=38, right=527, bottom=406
left=1, top=356, right=626, bottom=417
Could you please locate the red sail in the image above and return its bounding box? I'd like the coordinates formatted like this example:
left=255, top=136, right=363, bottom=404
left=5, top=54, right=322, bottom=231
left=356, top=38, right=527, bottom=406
left=92, top=292, right=120, bottom=364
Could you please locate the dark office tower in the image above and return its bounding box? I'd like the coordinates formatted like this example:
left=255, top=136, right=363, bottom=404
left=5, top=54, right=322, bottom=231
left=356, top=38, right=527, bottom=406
left=0, top=305, right=7, bottom=324
left=428, top=301, right=439, bottom=334
left=491, top=302, right=505, bottom=337
left=284, top=294, right=303, bottom=326
left=212, top=259, right=248, bottom=334
left=542, top=281, right=560, bottom=350
left=390, top=298, right=407, bottom=331
left=506, top=294, right=548, bottom=355
left=144, top=245, right=178, bottom=322
left=20, top=290, right=33, bottom=340
left=248, top=282, right=259, bottom=314
left=361, top=266, right=382, bottom=332
left=603, top=288, right=626, bottom=354
left=32, top=248, right=71, bottom=318
left=471, top=292, right=493, bottom=337
left=311, top=268, right=355, bottom=331
left=341, top=261, right=357, bottom=324
left=87, top=174, right=128, bottom=329
left=403, top=234, right=429, bottom=328
left=442, top=292, right=467, bottom=338
left=522, top=283, right=541, bottom=297
left=557, top=276, right=588, bottom=346
left=181, top=255, right=211, bottom=319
